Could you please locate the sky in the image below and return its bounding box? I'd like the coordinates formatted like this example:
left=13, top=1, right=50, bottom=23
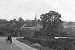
left=0, top=0, right=75, bottom=21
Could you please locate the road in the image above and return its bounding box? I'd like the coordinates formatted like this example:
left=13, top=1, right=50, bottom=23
left=0, top=37, right=38, bottom=50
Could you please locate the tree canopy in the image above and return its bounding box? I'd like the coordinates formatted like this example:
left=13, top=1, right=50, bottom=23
left=40, top=10, right=66, bottom=38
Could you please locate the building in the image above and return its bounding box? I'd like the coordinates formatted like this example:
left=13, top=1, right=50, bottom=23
left=21, top=14, right=43, bottom=31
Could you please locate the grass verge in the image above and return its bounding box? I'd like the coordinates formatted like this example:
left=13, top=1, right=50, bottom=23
left=16, top=38, right=57, bottom=50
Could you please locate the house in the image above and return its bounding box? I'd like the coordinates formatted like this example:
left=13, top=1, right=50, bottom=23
left=21, top=14, right=43, bottom=31
left=21, top=22, right=43, bottom=31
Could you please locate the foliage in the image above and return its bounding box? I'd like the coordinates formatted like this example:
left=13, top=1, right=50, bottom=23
left=23, top=36, right=75, bottom=50
left=40, top=11, right=62, bottom=29
left=39, top=10, right=67, bottom=38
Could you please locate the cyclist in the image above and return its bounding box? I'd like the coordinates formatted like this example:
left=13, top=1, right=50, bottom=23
left=7, top=36, right=12, bottom=44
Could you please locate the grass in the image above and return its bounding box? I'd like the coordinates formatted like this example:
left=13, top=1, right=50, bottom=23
left=17, top=38, right=57, bottom=50
left=17, top=38, right=33, bottom=45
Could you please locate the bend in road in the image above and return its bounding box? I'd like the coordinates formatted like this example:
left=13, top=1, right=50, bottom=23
left=13, top=38, right=38, bottom=50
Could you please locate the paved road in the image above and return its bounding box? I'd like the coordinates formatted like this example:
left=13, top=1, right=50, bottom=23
left=0, top=37, right=38, bottom=50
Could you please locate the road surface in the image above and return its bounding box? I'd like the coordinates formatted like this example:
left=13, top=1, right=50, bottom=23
left=0, top=37, right=38, bottom=50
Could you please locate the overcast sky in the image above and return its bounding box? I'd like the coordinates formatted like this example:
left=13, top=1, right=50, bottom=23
left=0, top=0, right=75, bottom=21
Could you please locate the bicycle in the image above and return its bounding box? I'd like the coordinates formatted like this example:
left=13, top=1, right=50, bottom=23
left=6, top=36, right=12, bottom=44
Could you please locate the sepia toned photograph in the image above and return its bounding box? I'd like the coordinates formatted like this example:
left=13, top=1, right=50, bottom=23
left=0, top=0, right=75, bottom=50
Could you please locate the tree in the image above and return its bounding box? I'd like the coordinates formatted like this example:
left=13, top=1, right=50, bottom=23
left=40, top=10, right=65, bottom=38
left=19, top=17, right=24, bottom=22
left=18, top=17, right=25, bottom=27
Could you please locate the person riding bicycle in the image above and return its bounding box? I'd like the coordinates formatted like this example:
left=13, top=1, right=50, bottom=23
left=7, top=36, right=12, bottom=44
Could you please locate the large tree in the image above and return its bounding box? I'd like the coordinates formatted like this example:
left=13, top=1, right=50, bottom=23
left=40, top=11, right=66, bottom=37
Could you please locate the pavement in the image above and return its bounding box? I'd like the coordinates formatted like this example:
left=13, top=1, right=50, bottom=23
left=0, top=37, right=38, bottom=50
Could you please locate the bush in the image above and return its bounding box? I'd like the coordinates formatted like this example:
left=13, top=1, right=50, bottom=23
left=23, top=36, right=75, bottom=50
